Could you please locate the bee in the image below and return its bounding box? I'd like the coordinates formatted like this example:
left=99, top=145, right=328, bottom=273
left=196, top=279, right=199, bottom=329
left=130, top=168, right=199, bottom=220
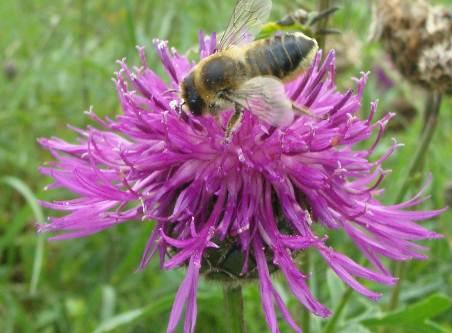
left=180, top=0, right=319, bottom=139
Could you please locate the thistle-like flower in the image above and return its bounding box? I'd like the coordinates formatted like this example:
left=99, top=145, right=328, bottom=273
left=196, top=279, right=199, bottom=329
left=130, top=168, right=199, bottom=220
left=38, top=34, right=444, bottom=333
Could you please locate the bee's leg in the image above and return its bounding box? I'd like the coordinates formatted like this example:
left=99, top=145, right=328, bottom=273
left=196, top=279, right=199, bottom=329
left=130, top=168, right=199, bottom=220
left=292, top=104, right=325, bottom=120
left=177, top=101, right=186, bottom=115
left=224, top=104, right=244, bottom=143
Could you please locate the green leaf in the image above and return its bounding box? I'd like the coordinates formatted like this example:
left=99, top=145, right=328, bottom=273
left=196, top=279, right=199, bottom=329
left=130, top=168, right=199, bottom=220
left=2, top=177, right=45, bottom=225
left=339, top=324, right=372, bottom=333
left=404, top=321, right=451, bottom=333
left=361, top=294, right=452, bottom=328
left=1, top=176, right=45, bottom=295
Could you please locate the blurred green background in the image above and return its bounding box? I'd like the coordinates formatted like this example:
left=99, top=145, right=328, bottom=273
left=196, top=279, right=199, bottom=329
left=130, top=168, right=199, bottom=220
left=0, top=0, right=451, bottom=332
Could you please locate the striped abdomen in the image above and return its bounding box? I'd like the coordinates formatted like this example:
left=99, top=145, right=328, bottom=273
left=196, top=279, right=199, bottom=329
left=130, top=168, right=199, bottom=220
left=244, top=32, right=318, bottom=81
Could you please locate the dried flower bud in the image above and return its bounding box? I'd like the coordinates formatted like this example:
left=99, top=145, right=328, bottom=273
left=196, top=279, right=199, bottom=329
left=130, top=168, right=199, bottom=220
left=371, top=0, right=452, bottom=94
left=444, top=182, right=452, bottom=207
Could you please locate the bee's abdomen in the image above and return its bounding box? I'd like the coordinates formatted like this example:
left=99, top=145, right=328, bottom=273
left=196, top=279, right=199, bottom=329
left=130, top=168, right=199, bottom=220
left=245, top=33, right=317, bottom=79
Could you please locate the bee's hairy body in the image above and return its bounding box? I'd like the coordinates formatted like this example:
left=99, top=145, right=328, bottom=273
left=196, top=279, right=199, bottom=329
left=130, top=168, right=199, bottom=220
left=181, top=32, right=318, bottom=116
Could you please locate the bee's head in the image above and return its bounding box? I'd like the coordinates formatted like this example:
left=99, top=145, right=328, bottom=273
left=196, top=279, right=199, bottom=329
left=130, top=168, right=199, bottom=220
left=181, top=72, right=206, bottom=116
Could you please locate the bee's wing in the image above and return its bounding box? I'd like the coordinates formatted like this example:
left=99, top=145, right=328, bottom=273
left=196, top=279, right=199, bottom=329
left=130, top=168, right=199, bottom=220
left=232, top=77, right=294, bottom=127
left=217, top=0, right=272, bottom=51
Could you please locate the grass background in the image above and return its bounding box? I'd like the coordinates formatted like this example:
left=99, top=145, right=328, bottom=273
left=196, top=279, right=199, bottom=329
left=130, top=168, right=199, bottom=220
left=0, top=0, right=451, bottom=332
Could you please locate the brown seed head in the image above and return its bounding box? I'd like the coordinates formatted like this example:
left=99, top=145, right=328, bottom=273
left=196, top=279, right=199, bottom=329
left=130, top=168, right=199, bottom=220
left=371, top=0, right=452, bottom=94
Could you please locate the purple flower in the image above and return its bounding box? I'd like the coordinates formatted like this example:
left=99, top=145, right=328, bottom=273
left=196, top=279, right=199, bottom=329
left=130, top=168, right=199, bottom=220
left=38, top=33, right=444, bottom=333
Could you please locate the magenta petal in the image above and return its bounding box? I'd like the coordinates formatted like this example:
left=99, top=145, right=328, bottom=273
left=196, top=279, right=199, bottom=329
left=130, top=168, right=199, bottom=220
left=254, top=239, right=282, bottom=333
left=167, top=257, right=200, bottom=333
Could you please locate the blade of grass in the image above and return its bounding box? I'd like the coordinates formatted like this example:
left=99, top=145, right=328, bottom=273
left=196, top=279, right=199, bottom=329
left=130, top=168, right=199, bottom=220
left=363, top=293, right=451, bottom=327
left=4, top=0, right=68, bottom=114
left=1, top=176, right=45, bottom=295
left=92, top=289, right=222, bottom=333
left=0, top=203, right=30, bottom=252
left=93, top=294, right=174, bottom=333
left=100, top=285, right=116, bottom=321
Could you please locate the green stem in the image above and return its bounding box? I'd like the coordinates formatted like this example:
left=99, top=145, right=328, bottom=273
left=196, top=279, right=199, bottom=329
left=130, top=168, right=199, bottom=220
left=388, top=91, right=442, bottom=311
left=125, top=0, right=138, bottom=49
left=323, top=287, right=353, bottom=333
left=301, top=252, right=311, bottom=333
left=387, top=260, right=408, bottom=311
left=394, top=92, right=443, bottom=203
left=79, top=0, right=90, bottom=108
left=223, top=284, right=246, bottom=333
left=316, top=0, right=333, bottom=51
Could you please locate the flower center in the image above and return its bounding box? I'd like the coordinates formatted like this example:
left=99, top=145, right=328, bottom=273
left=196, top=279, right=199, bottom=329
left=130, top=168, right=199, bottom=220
left=200, top=237, right=278, bottom=282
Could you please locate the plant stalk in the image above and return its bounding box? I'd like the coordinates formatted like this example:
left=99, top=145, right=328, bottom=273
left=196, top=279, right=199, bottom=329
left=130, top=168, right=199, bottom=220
left=316, top=0, right=333, bottom=51
left=395, top=92, right=443, bottom=203
left=301, top=252, right=311, bottom=333
left=323, top=287, right=353, bottom=333
left=388, top=91, right=442, bottom=310
left=79, top=0, right=90, bottom=107
left=223, top=284, right=246, bottom=333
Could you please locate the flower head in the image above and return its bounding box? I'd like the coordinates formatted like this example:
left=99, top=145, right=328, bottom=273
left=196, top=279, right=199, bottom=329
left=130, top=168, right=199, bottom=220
left=39, top=33, right=444, bottom=333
